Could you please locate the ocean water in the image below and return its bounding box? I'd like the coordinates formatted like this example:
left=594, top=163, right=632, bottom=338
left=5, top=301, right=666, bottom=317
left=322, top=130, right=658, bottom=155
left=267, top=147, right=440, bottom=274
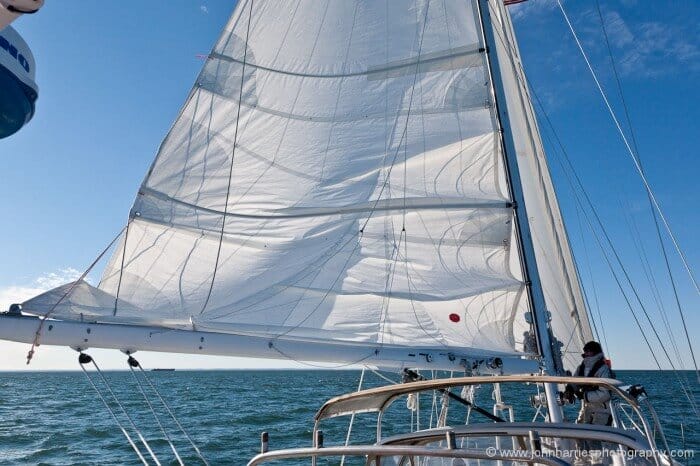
left=0, top=370, right=696, bottom=465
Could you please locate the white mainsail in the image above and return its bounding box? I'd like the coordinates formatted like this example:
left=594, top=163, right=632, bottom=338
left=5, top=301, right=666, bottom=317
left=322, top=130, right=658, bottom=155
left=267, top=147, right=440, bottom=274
left=19, top=0, right=592, bottom=372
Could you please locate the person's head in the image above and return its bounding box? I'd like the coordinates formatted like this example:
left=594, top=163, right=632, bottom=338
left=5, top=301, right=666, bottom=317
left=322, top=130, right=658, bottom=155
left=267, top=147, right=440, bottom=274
left=582, top=341, right=603, bottom=358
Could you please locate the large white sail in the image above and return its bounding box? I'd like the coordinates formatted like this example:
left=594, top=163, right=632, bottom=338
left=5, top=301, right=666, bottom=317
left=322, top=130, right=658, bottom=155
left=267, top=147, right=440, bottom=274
left=19, top=0, right=592, bottom=372
left=487, top=0, right=593, bottom=372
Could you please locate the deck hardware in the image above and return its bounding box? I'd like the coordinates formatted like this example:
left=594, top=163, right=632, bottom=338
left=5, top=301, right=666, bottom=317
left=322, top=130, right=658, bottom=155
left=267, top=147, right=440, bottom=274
left=261, top=432, right=269, bottom=453
left=446, top=431, right=456, bottom=449
left=529, top=430, right=542, bottom=453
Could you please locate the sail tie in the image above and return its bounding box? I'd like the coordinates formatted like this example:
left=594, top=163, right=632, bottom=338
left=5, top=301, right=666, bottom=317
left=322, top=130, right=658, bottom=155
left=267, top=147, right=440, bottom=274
left=129, top=357, right=211, bottom=466
left=77, top=352, right=154, bottom=466
left=126, top=356, right=184, bottom=466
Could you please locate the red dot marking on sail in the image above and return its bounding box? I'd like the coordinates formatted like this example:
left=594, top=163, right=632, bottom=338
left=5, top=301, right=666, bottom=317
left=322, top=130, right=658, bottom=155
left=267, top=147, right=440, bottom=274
left=449, top=313, right=460, bottom=323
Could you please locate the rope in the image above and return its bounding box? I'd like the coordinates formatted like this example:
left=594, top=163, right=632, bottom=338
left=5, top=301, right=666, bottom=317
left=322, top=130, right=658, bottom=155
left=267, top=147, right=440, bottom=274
left=340, top=368, right=365, bottom=466
left=127, top=357, right=184, bottom=466
left=358, top=0, right=431, bottom=236
left=224, top=0, right=432, bottom=347
left=267, top=342, right=375, bottom=369
left=368, top=368, right=399, bottom=385
left=26, top=226, right=126, bottom=364
left=134, top=362, right=210, bottom=465
left=430, top=386, right=438, bottom=429
left=377, top=229, right=405, bottom=347
left=437, top=390, right=449, bottom=428
left=79, top=356, right=149, bottom=466
left=555, top=0, right=699, bottom=296
left=368, top=0, right=432, bottom=350
left=113, top=218, right=133, bottom=316
left=200, top=0, right=255, bottom=315
left=88, top=357, right=162, bottom=465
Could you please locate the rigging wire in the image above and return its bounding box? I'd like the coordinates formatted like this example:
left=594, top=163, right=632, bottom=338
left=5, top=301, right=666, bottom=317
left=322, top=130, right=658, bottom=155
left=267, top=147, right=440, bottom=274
left=132, top=362, right=211, bottom=466
left=554, top=0, right=699, bottom=296
left=620, top=199, right=686, bottom=365
left=593, top=0, right=698, bottom=383
left=532, top=87, right=692, bottom=369
left=79, top=353, right=162, bottom=465
left=429, top=369, right=437, bottom=429
left=266, top=0, right=433, bottom=350
left=531, top=91, right=700, bottom=415
left=621, top=205, right=699, bottom=401
left=571, top=199, right=608, bottom=350
left=555, top=150, right=699, bottom=416
left=366, top=0, right=432, bottom=350
left=589, top=207, right=698, bottom=415
left=127, top=357, right=184, bottom=466
left=368, top=367, right=400, bottom=385
left=26, top=225, right=126, bottom=364
left=113, top=218, right=133, bottom=316
left=561, top=193, right=600, bottom=343
left=78, top=355, right=149, bottom=466
left=340, top=368, right=365, bottom=466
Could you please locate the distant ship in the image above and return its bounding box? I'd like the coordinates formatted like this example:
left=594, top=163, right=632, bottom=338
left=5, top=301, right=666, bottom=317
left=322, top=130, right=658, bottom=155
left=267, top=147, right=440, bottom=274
left=151, top=368, right=175, bottom=372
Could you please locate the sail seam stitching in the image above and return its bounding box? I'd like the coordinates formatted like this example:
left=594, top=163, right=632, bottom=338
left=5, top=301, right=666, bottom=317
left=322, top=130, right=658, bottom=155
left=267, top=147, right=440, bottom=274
left=138, top=188, right=511, bottom=219
left=208, top=45, right=482, bottom=80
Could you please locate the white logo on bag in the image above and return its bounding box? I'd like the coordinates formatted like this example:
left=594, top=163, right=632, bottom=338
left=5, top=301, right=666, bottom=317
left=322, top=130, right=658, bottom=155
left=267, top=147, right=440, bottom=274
left=0, top=34, right=30, bottom=73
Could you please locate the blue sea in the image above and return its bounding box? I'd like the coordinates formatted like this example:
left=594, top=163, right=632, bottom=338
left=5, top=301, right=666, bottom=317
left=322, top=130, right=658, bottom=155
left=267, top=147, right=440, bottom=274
left=0, top=370, right=697, bottom=465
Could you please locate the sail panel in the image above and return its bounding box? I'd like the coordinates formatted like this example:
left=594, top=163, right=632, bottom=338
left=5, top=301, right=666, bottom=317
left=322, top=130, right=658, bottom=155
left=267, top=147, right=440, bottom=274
left=145, top=28, right=503, bottom=218
left=97, top=204, right=521, bottom=314
left=143, top=91, right=506, bottom=217
left=212, top=0, right=482, bottom=78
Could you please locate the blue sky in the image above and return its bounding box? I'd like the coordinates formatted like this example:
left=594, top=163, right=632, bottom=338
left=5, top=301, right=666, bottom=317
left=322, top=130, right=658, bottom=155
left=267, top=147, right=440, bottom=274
left=0, top=0, right=697, bottom=371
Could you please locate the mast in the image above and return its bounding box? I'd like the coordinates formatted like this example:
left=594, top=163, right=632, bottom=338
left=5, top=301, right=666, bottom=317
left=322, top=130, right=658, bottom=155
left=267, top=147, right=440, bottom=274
left=476, top=0, right=564, bottom=419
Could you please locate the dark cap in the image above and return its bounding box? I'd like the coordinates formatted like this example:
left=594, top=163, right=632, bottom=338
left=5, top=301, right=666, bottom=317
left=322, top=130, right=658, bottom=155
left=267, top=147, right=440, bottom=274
left=582, top=341, right=603, bottom=357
